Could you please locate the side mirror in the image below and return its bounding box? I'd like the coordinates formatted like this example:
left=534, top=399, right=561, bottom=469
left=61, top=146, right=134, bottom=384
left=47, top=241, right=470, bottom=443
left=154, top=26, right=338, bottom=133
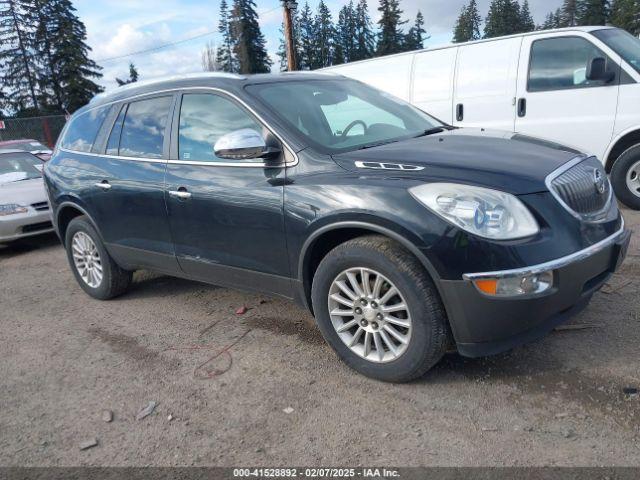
left=214, top=129, right=274, bottom=160
left=586, top=57, right=615, bottom=83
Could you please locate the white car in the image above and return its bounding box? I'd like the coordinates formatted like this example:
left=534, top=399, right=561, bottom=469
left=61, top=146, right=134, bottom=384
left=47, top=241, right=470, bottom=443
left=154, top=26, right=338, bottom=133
left=325, top=26, right=640, bottom=209
left=0, top=150, right=54, bottom=243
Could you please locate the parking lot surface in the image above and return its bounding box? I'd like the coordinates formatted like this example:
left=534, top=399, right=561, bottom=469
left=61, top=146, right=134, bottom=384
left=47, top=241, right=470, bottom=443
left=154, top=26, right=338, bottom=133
left=0, top=209, right=638, bottom=466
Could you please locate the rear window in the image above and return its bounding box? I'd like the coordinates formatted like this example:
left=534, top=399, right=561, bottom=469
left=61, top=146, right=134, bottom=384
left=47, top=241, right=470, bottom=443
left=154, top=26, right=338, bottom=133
left=117, top=96, right=173, bottom=159
left=61, top=106, right=109, bottom=152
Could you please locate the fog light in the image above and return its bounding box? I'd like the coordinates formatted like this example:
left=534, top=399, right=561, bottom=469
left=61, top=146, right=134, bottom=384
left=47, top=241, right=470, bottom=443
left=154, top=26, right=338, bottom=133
left=473, top=271, right=553, bottom=297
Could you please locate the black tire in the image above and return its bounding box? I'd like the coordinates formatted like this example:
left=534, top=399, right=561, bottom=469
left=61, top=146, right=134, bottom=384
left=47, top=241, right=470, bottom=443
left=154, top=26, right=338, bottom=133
left=64, top=215, right=132, bottom=300
left=611, top=144, right=640, bottom=210
left=311, top=235, right=450, bottom=383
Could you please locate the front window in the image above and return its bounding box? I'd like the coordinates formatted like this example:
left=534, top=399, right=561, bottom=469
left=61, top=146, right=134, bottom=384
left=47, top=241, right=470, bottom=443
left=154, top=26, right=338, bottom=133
left=246, top=79, right=442, bottom=154
left=592, top=28, right=640, bottom=74
left=8, top=141, right=48, bottom=152
left=0, top=152, right=42, bottom=184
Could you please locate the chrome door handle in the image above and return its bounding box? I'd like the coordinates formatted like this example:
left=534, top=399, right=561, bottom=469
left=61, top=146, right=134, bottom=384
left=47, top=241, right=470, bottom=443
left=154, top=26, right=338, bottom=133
left=168, top=190, right=192, bottom=200
left=95, top=181, right=111, bottom=190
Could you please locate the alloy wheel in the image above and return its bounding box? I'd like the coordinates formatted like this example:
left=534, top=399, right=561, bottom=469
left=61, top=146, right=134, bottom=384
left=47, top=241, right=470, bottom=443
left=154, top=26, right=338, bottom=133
left=327, top=267, right=412, bottom=363
left=626, top=160, right=640, bottom=198
left=71, top=231, right=103, bottom=288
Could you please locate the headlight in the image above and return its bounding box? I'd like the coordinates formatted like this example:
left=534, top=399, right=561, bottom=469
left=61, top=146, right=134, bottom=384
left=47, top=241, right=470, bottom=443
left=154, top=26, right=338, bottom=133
left=409, top=183, right=539, bottom=240
left=0, top=204, right=29, bottom=216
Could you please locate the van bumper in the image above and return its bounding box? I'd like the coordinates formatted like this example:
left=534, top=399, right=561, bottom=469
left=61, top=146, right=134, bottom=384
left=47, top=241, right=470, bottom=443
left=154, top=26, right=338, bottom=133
left=439, top=224, right=631, bottom=357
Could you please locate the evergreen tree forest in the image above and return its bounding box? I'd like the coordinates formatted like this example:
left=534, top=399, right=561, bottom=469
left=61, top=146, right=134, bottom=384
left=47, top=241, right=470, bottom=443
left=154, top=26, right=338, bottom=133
left=0, top=0, right=102, bottom=115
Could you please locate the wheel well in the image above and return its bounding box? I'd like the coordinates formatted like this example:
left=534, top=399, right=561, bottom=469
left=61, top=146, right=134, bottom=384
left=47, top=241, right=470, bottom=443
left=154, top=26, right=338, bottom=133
left=57, top=206, right=84, bottom=246
left=302, top=227, right=428, bottom=313
left=606, top=130, right=640, bottom=172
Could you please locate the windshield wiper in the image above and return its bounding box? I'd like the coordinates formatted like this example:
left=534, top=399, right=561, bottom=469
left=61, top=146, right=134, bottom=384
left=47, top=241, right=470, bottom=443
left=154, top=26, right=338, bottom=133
left=357, top=138, right=403, bottom=150
left=413, top=126, right=450, bottom=138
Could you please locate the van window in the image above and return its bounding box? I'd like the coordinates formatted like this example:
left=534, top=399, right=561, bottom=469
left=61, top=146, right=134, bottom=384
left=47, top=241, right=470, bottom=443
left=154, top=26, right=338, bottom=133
left=118, top=96, right=172, bottom=159
left=61, top=106, right=109, bottom=152
left=178, top=93, right=261, bottom=162
left=528, top=37, right=614, bottom=92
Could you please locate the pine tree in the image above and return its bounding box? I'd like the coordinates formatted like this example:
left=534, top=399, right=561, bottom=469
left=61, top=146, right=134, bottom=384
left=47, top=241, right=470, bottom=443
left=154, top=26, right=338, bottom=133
left=202, top=40, right=219, bottom=71
left=277, top=12, right=301, bottom=71
left=404, top=11, right=427, bottom=51
left=334, top=1, right=357, bottom=65
left=48, top=0, right=102, bottom=112
left=353, top=0, right=375, bottom=61
left=484, top=0, right=523, bottom=38
left=520, top=0, right=536, bottom=31
left=297, top=1, right=315, bottom=69
left=453, top=0, right=481, bottom=42
left=0, top=0, right=40, bottom=114
left=216, top=0, right=237, bottom=73
left=230, top=0, right=272, bottom=73
left=560, top=0, right=579, bottom=26
left=116, top=62, right=139, bottom=86
left=576, top=0, right=609, bottom=25
left=312, top=0, right=334, bottom=68
left=31, top=0, right=63, bottom=112
left=609, top=0, right=639, bottom=34
left=376, top=0, right=406, bottom=56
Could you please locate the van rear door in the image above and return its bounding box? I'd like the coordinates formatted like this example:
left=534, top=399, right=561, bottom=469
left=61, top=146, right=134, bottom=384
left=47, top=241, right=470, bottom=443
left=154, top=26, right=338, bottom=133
left=514, top=32, right=620, bottom=160
left=452, top=37, right=521, bottom=131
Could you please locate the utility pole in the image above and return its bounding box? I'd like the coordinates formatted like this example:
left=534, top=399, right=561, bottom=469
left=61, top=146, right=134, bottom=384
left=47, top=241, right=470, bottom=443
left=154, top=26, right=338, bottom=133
left=282, top=0, right=298, bottom=71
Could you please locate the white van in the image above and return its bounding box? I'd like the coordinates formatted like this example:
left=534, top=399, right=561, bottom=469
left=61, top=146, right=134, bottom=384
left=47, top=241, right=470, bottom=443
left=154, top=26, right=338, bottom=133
left=325, top=27, right=640, bottom=209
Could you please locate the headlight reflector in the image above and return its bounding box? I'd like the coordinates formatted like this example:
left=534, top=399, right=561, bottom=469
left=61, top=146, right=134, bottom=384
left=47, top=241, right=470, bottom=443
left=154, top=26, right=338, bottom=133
left=409, top=183, right=539, bottom=240
left=0, top=204, right=28, bottom=216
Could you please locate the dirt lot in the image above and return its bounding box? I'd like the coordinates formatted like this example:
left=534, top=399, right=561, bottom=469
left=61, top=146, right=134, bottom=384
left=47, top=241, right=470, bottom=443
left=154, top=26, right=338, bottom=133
left=0, top=209, right=638, bottom=467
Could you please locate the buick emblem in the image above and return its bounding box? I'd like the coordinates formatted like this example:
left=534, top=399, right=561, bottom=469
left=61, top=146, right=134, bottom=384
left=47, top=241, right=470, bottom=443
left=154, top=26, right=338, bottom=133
left=593, top=169, right=606, bottom=195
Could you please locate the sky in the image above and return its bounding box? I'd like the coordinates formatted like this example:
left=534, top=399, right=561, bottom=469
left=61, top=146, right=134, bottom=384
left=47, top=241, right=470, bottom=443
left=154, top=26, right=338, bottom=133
left=75, top=0, right=564, bottom=91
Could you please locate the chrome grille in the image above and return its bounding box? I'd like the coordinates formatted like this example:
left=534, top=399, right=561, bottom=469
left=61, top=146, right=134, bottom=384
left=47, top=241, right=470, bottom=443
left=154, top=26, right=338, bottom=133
left=31, top=201, right=49, bottom=211
left=547, top=156, right=611, bottom=221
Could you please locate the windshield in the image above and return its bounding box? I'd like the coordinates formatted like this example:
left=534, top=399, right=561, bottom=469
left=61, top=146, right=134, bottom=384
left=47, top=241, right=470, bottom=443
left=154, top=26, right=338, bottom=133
left=246, top=79, right=443, bottom=154
left=592, top=28, right=640, bottom=74
left=0, top=152, right=42, bottom=184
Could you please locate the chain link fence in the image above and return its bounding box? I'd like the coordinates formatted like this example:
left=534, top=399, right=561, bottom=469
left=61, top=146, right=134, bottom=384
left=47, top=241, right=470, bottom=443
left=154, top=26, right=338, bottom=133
left=0, top=115, right=67, bottom=148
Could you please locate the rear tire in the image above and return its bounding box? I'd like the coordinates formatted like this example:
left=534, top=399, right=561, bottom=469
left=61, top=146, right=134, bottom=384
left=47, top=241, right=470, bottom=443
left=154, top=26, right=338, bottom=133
left=64, top=216, right=132, bottom=300
left=311, top=235, right=450, bottom=382
left=611, top=144, right=640, bottom=210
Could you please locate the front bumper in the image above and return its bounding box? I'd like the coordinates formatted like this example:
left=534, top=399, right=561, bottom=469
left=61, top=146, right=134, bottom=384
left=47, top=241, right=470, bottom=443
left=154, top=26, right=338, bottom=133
left=0, top=209, right=54, bottom=242
left=439, top=221, right=631, bottom=357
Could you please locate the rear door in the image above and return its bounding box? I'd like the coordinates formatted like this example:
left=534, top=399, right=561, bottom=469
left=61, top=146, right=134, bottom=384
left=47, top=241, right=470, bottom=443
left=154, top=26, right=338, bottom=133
left=452, top=37, right=521, bottom=131
left=88, top=94, right=179, bottom=272
left=164, top=90, right=292, bottom=297
left=514, top=32, right=620, bottom=159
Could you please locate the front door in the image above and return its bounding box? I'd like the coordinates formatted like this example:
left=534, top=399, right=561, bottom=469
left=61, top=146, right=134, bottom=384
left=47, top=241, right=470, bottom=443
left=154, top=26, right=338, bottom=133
left=164, top=91, right=292, bottom=297
left=514, top=32, right=620, bottom=160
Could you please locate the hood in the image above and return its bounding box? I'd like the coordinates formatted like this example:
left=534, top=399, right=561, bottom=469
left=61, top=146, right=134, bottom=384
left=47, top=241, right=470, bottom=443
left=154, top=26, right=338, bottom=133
left=0, top=177, right=48, bottom=205
left=331, top=128, right=582, bottom=195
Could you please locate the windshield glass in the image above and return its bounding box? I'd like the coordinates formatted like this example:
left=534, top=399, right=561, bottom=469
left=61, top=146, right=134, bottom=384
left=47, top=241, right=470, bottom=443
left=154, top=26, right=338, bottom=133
left=0, top=152, right=42, bottom=184
left=592, top=28, right=640, bottom=74
left=246, top=79, right=443, bottom=154
left=4, top=141, right=48, bottom=152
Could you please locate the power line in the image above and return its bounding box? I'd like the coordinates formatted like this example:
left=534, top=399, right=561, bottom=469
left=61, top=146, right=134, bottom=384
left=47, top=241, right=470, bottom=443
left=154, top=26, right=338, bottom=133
left=96, top=5, right=282, bottom=64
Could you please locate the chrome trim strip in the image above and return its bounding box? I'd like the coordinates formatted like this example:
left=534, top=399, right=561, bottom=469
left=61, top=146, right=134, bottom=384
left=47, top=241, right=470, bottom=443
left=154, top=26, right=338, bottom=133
left=544, top=155, right=613, bottom=222
left=60, top=86, right=299, bottom=168
left=463, top=217, right=626, bottom=280
left=354, top=161, right=425, bottom=171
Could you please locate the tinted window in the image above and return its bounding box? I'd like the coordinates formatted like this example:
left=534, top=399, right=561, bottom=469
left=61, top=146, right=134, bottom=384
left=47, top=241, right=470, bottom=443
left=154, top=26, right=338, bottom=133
left=178, top=93, right=262, bottom=162
left=119, top=96, right=172, bottom=159
left=529, top=37, right=615, bottom=92
left=61, top=106, right=109, bottom=152
left=106, top=105, right=126, bottom=156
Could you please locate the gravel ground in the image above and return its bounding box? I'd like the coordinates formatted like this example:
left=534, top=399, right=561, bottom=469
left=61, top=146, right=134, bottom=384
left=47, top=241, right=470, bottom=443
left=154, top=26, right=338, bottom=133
left=0, top=208, right=638, bottom=467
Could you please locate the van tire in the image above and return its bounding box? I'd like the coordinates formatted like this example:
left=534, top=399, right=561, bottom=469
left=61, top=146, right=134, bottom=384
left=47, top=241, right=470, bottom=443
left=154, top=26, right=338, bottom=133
left=311, top=235, right=450, bottom=383
left=64, top=216, right=132, bottom=300
left=611, top=144, right=640, bottom=210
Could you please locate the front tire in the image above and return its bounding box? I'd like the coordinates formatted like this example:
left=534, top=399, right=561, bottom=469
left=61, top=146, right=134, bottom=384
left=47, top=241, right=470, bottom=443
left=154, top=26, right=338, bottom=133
left=611, top=144, right=640, bottom=210
left=311, top=235, right=450, bottom=382
left=65, top=216, right=132, bottom=300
